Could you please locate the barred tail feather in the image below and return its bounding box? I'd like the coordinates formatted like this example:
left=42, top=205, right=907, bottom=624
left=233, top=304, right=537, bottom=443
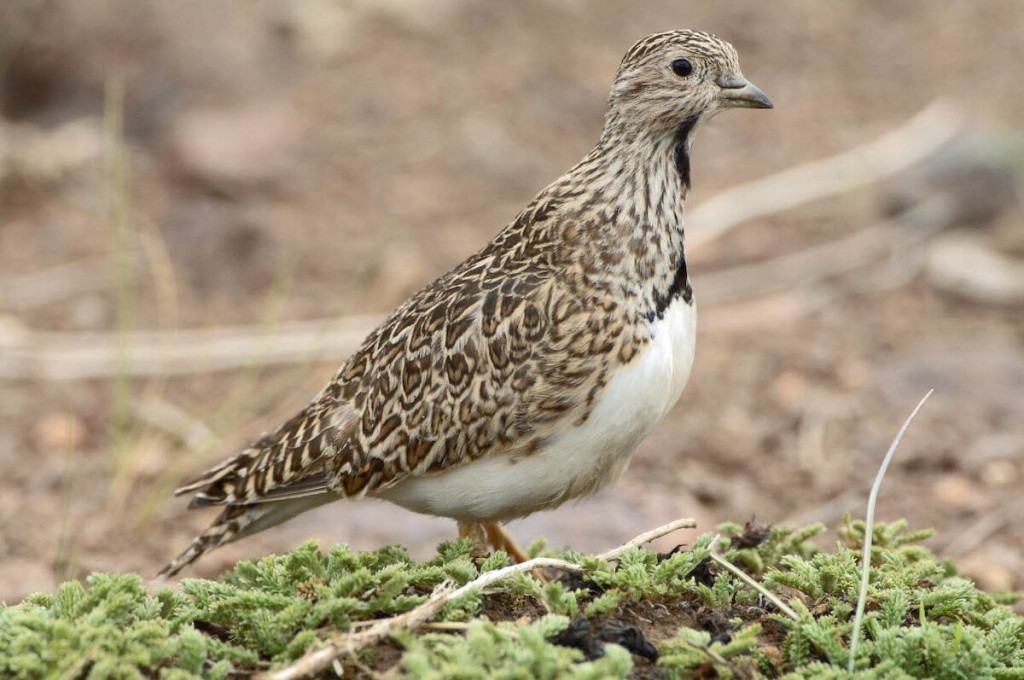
left=159, top=506, right=240, bottom=577
left=172, top=451, right=256, bottom=495
left=158, top=494, right=336, bottom=577
left=172, top=444, right=265, bottom=507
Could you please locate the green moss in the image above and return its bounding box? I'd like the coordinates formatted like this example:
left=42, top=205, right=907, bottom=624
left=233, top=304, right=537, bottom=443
left=659, top=623, right=763, bottom=679
left=1, top=574, right=248, bottom=679
left=1, top=522, right=1021, bottom=678
left=396, top=616, right=634, bottom=679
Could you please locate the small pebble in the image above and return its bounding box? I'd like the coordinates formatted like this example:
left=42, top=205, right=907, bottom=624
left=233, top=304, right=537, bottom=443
left=33, top=412, right=87, bottom=451
left=930, top=473, right=983, bottom=512
left=979, top=460, right=1018, bottom=488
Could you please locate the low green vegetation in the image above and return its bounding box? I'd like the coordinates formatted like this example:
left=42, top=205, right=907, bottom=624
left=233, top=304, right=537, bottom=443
left=2, top=520, right=1022, bottom=678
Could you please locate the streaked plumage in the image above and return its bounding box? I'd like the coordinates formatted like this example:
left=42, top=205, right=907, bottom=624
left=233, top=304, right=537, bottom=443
left=161, top=30, right=771, bottom=576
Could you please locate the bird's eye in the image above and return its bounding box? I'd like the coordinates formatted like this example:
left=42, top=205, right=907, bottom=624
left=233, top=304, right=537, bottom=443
left=671, top=58, right=693, bottom=77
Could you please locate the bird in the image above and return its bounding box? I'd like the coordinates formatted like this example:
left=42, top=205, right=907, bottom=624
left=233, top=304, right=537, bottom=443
left=161, top=29, right=772, bottom=576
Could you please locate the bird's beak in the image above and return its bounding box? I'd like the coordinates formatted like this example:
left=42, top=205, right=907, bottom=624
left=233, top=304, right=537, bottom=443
left=716, top=76, right=773, bottom=109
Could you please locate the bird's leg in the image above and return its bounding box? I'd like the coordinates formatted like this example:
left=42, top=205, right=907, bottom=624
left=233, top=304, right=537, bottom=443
left=483, top=522, right=529, bottom=563
left=457, top=521, right=529, bottom=562
left=457, top=521, right=490, bottom=559
left=459, top=521, right=546, bottom=582
left=484, top=522, right=550, bottom=582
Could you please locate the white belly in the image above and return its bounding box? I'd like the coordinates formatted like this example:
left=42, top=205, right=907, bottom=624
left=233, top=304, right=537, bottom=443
left=377, top=297, right=697, bottom=522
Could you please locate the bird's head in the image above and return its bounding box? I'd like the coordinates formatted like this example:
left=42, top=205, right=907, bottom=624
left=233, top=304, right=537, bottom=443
left=607, top=30, right=772, bottom=138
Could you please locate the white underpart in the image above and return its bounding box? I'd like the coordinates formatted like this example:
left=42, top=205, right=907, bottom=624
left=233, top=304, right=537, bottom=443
left=376, top=296, right=697, bottom=523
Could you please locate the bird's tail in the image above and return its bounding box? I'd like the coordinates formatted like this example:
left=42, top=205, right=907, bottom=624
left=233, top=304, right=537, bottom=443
left=158, top=494, right=335, bottom=577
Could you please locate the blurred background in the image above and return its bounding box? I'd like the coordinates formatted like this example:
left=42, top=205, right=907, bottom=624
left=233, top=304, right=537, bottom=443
left=1, top=0, right=1023, bottom=601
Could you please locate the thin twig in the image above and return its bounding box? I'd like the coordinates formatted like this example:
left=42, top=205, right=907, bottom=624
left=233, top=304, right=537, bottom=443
left=596, top=516, right=697, bottom=561
left=0, top=315, right=381, bottom=380
left=447, top=557, right=582, bottom=599
left=848, top=390, right=933, bottom=673
left=696, top=196, right=952, bottom=305
left=420, top=621, right=473, bottom=632
left=707, top=536, right=799, bottom=621
left=262, top=517, right=696, bottom=679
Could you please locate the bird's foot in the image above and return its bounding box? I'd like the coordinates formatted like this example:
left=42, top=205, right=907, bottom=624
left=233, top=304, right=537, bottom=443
left=457, top=521, right=492, bottom=560
left=457, top=521, right=529, bottom=562
left=458, top=521, right=549, bottom=582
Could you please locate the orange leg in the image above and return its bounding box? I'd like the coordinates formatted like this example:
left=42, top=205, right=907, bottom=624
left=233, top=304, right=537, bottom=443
left=483, top=522, right=530, bottom=563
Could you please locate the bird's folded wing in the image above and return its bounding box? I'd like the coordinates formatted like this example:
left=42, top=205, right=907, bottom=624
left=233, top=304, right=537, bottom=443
left=176, top=245, right=609, bottom=508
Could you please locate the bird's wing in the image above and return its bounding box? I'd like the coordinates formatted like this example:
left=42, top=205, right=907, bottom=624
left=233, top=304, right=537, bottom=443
left=325, top=247, right=613, bottom=497
left=175, top=226, right=624, bottom=508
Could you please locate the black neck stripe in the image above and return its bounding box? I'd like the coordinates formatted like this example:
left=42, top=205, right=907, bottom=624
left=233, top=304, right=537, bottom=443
left=673, top=115, right=699, bottom=190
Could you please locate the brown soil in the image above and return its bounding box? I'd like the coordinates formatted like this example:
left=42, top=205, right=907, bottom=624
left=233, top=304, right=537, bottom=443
left=1, top=0, right=1023, bottom=607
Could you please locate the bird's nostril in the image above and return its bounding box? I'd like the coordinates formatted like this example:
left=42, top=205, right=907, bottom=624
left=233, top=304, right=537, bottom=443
left=716, top=76, right=746, bottom=89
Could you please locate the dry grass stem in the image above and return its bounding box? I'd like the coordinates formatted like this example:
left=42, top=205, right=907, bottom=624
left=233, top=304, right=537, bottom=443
left=707, top=536, right=799, bottom=621
left=697, top=195, right=952, bottom=305
left=0, top=315, right=382, bottom=380
left=848, top=390, right=933, bottom=673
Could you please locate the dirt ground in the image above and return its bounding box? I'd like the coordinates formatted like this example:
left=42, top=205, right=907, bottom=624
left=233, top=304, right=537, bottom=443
left=1, top=1, right=1023, bottom=603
